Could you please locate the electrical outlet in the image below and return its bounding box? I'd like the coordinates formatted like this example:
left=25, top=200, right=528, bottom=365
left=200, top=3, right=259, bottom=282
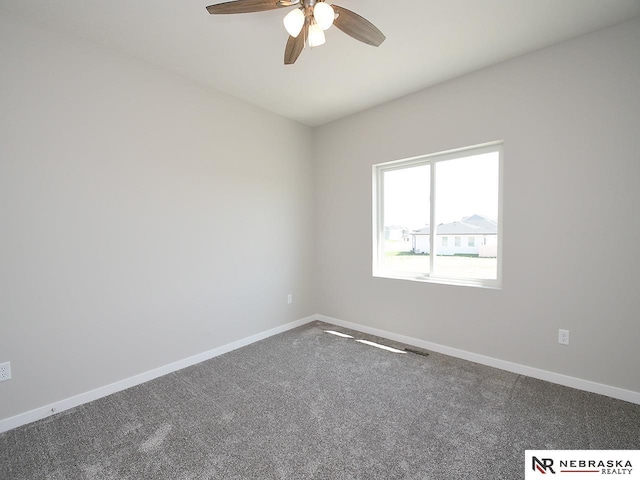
left=287, top=294, right=293, bottom=305
left=0, top=362, right=11, bottom=382
left=558, top=329, right=570, bottom=346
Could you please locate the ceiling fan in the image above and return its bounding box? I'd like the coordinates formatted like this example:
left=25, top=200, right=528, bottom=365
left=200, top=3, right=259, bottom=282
left=206, top=0, right=386, bottom=65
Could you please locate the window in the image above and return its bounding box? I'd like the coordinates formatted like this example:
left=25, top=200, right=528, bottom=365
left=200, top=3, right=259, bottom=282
left=373, top=142, right=502, bottom=288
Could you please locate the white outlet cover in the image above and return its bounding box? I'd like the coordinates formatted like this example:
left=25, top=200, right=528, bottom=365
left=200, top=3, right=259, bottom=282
left=558, top=329, right=570, bottom=345
left=0, top=361, right=11, bottom=382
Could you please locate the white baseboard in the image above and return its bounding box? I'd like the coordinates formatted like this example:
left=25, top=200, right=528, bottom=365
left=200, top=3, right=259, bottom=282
left=0, top=315, right=316, bottom=434
left=316, top=314, right=640, bottom=405
left=3, top=312, right=637, bottom=435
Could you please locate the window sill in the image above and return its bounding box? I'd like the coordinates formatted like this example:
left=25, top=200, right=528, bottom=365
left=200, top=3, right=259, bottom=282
left=372, top=271, right=502, bottom=290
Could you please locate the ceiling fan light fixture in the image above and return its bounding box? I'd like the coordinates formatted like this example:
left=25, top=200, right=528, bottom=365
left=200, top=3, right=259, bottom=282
left=206, top=0, right=386, bottom=65
left=308, top=22, right=326, bottom=47
left=283, top=8, right=305, bottom=37
left=313, top=2, right=335, bottom=30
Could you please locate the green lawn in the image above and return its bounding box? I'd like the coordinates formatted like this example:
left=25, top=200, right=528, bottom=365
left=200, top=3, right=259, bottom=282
left=383, top=250, right=497, bottom=280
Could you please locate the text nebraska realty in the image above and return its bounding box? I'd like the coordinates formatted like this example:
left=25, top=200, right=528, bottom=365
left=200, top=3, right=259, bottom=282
left=561, top=459, right=632, bottom=475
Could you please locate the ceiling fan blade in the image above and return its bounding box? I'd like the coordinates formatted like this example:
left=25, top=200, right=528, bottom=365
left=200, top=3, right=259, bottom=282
left=284, top=26, right=306, bottom=65
left=332, top=5, right=386, bottom=47
left=206, top=0, right=285, bottom=14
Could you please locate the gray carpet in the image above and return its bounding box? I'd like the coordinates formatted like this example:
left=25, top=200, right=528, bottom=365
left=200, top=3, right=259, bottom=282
left=1, top=321, right=639, bottom=479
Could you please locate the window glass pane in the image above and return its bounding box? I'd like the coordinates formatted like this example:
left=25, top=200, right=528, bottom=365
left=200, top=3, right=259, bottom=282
left=434, top=152, right=499, bottom=280
left=382, top=165, right=430, bottom=275
left=374, top=143, right=501, bottom=287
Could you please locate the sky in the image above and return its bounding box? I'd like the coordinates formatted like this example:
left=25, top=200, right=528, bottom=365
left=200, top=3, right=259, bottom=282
left=383, top=152, right=499, bottom=230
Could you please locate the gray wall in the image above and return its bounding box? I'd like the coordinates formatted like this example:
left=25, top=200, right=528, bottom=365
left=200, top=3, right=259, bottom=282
left=2, top=10, right=639, bottom=426
left=314, top=18, right=640, bottom=393
left=0, top=12, right=315, bottom=421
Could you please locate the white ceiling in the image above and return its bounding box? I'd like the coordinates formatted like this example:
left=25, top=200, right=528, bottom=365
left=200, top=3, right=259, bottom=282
left=2, top=0, right=639, bottom=126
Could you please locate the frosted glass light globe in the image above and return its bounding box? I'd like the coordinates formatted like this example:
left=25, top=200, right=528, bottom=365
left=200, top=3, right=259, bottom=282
left=308, top=23, right=326, bottom=47
left=313, top=2, right=335, bottom=30
left=283, top=8, right=305, bottom=37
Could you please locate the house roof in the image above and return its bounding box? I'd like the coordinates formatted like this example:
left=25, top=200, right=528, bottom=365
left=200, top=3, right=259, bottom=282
left=412, top=214, right=497, bottom=236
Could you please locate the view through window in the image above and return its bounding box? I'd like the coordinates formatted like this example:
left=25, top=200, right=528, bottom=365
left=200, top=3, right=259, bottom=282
left=374, top=143, right=502, bottom=287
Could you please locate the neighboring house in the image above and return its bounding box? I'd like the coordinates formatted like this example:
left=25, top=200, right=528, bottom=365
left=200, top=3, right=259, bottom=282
left=384, top=225, right=410, bottom=242
left=411, top=214, right=498, bottom=257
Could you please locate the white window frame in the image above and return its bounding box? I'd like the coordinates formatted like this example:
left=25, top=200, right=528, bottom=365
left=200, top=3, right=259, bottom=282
left=372, top=141, right=503, bottom=289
